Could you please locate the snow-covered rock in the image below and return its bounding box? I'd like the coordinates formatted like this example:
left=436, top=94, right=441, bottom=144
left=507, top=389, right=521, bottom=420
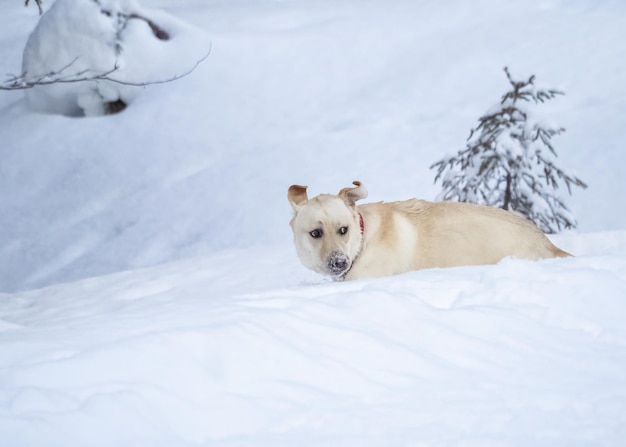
left=22, top=0, right=211, bottom=116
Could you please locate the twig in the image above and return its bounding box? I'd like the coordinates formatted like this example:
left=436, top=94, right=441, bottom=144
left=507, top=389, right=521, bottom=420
left=1, top=47, right=211, bottom=91
left=101, top=49, right=211, bottom=86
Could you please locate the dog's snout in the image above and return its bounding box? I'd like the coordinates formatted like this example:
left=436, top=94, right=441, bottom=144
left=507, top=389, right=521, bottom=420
left=328, top=252, right=350, bottom=276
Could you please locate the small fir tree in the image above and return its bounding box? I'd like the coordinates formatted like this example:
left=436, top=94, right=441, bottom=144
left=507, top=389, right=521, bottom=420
left=430, top=67, right=587, bottom=233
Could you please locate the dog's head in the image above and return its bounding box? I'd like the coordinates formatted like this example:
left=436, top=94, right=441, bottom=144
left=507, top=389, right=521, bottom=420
left=288, top=181, right=367, bottom=279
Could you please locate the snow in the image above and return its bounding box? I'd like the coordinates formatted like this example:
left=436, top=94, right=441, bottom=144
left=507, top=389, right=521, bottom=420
left=21, top=0, right=211, bottom=116
left=2, top=238, right=626, bottom=446
left=1, top=0, right=626, bottom=445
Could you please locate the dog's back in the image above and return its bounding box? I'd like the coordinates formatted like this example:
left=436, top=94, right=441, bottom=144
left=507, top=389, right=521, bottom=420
left=348, top=199, right=570, bottom=279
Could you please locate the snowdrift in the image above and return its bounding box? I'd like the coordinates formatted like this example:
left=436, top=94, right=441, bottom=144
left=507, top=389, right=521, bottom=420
left=1, top=233, right=626, bottom=446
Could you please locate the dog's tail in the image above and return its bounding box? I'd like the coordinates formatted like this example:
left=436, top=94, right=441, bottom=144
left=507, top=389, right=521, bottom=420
left=553, top=247, right=573, bottom=258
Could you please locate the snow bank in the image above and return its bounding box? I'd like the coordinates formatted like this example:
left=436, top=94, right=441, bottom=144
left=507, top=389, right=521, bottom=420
left=22, top=0, right=210, bottom=116
left=1, top=235, right=625, bottom=446
left=2, top=0, right=626, bottom=291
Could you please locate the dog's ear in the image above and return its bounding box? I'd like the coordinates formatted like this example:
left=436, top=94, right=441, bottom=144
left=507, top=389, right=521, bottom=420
left=339, top=181, right=368, bottom=207
left=288, top=184, right=309, bottom=210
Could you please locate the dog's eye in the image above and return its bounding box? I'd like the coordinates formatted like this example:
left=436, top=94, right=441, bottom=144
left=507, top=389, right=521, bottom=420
left=310, top=229, right=323, bottom=239
left=338, top=226, right=348, bottom=235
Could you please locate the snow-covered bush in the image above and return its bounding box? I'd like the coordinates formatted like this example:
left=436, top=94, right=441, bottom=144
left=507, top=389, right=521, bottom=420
left=430, top=67, right=587, bottom=233
left=21, top=0, right=210, bottom=116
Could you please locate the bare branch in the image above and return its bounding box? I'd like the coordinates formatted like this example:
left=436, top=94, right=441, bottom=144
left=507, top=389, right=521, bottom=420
left=1, top=47, right=211, bottom=91
left=100, top=49, right=211, bottom=87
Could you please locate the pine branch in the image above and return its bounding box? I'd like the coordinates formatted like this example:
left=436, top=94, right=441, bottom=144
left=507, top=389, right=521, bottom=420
left=25, top=0, right=43, bottom=15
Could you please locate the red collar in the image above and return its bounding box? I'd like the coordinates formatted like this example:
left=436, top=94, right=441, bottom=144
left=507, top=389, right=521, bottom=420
left=359, top=213, right=364, bottom=234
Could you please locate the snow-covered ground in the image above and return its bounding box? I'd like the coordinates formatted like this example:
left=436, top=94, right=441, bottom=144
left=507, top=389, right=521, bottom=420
left=2, top=233, right=626, bottom=446
left=1, top=0, right=626, bottom=445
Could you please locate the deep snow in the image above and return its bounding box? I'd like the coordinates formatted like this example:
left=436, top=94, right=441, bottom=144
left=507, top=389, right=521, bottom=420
left=1, top=0, right=626, bottom=446
left=1, top=234, right=626, bottom=446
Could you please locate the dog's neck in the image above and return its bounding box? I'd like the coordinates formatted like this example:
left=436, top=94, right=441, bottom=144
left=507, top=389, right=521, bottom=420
left=340, top=213, right=365, bottom=280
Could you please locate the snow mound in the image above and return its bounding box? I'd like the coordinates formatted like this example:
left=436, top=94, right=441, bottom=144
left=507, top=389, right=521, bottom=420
left=22, top=0, right=211, bottom=116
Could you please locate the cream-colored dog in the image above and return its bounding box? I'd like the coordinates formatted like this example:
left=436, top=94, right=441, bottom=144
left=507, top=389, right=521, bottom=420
left=288, top=181, right=571, bottom=280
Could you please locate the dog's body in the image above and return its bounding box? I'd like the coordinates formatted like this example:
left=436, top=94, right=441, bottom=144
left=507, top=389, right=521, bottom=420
left=288, top=181, right=571, bottom=280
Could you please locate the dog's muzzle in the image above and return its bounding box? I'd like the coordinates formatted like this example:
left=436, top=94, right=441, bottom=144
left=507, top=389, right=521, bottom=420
left=327, top=251, right=351, bottom=277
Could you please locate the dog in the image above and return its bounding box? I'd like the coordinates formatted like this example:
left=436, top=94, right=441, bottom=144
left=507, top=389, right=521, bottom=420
left=288, top=181, right=571, bottom=280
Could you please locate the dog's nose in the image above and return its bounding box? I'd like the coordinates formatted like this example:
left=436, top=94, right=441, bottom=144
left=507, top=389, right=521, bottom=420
left=328, top=252, right=350, bottom=275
